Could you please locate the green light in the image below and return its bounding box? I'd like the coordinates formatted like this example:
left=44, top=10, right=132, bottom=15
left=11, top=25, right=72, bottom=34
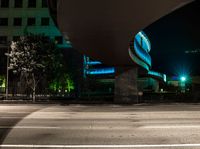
left=0, top=75, right=6, bottom=88
left=180, top=76, right=186, bottom=82
left=49, top=73, right=75, bottom=93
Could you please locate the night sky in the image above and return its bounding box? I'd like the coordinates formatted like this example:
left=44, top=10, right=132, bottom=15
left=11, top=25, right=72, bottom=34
left=144, top=0, right=200, bottom=76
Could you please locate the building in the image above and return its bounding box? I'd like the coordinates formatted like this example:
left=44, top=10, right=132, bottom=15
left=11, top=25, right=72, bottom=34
left=0, top=0, right=74, bottom=94
left=83, top=31, right=166, bottom=96
left=83, top=55, right=115, bottom=96
left=0, top=0, right=71, bottom=47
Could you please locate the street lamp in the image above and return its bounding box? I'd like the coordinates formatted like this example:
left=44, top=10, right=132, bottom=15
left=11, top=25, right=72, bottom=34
left=180, top=76, right=186, bottom=82
left=6, top=45, right=9, bottom=100
left=180, top=75, right=187, bottom=93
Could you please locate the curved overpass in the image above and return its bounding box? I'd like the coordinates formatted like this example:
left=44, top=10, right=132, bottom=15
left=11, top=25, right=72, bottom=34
left=48, top=0, right=192, bottom=103
left=48, top=0, right=192, bottom=66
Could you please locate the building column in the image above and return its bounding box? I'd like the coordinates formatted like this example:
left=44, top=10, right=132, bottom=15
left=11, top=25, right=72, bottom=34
left=114, top=67, right=138, bottom=103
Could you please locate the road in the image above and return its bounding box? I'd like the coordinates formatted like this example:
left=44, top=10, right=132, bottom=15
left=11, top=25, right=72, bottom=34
left=1, top=103, right=200, bottom=148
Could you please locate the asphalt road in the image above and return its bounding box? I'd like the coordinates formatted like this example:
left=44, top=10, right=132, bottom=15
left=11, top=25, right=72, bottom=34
left=1, top=103, right=200, bottom=149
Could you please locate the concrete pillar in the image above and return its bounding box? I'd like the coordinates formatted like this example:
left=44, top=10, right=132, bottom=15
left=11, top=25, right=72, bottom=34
left=114, top=67, right=138, bottom=103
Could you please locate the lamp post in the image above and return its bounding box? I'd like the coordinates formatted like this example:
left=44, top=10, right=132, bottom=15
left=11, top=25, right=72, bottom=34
left=180, top=76, right=186, bottom=93
left=6, top=45, right=9, bottom=100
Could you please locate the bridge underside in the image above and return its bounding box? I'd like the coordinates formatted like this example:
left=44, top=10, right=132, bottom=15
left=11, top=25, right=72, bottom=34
left=53, top=0, right=192, bottom=66
left=49, top=0, right=193, bottom=103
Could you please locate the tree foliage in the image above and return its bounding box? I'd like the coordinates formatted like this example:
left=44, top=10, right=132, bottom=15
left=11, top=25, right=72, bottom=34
left=0, top=75, right=5, bottom=88
left=49, top=73, right=74, bottom=94
left=7, top=34, right=64, bottom=101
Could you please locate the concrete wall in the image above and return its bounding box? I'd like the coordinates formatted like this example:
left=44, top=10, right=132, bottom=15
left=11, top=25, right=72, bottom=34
left=114, top=67, right=138, bottom=103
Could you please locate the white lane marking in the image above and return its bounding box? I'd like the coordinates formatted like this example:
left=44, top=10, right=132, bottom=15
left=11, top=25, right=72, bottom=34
left=0, top=112, right=30, bottom=114
left=0, top=116, right=73, bottom=119
left=143, top=125, right=200, bottom=129
left=0, top=126, right=130, bottom=130
left=2, top=125, right=200, bottom=130
left=1, top=144, right=200, bottom=148
left=0, top=117, right=25, bottom=119
left=0, top=126, right=60, bottom=129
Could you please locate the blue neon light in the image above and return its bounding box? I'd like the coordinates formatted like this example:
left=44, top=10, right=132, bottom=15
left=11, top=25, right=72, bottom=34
left=128, top=48, right=150, bottom=71
left=130, top=31, right=167, bottom=82
left=148, top=71, right=167, bottom=82
left=86, top=68, right=115, bottom=75
left=83, top=55, right=115, bottom=75
left=129, top=30, right=152, bottom=70
left=134, top=39, right=151, bottom=67
left=135, top=31, right=151, bottom=53
left=86, top=61, right=102, bottom=65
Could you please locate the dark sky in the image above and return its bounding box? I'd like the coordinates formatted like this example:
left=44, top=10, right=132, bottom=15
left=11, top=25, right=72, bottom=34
left=144, top=0, right=200, bottom=76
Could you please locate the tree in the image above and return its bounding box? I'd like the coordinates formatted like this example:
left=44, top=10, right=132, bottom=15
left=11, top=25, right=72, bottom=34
left=6, top=34, right=62, bottom=101
left=49, top=73, right=74, bottom=95
left=0, top=75, right=5, bottom=89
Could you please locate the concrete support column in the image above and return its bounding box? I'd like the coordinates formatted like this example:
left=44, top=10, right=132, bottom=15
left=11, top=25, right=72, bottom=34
left=114, top=67, right=138, bottom=104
